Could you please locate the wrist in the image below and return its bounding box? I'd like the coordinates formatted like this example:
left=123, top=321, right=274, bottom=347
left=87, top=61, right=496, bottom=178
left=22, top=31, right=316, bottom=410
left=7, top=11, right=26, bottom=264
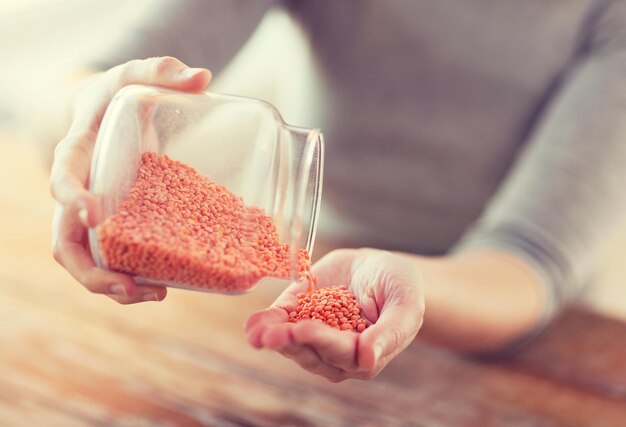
left=403, top=250, right=548, bottom=353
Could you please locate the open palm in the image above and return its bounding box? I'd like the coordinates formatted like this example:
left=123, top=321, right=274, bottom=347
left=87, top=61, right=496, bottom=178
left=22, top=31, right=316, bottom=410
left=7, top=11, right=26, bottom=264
left=245, top=248, right=425, bottom=382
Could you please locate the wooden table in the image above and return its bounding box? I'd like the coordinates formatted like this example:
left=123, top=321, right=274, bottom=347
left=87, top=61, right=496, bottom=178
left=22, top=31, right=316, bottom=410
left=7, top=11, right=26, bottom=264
left=1, top=135, right=625, bottom=426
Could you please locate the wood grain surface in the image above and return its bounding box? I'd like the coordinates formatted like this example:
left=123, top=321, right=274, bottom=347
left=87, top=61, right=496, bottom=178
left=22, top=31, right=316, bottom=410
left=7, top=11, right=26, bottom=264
left=1, top=135, right=625, bottom=427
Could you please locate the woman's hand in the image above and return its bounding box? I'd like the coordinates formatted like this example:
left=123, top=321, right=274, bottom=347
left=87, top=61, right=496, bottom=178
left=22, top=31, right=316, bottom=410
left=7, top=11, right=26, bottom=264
left=245, top=248, right=425, bottom=382
left=50, top=57, right=212, bottom=304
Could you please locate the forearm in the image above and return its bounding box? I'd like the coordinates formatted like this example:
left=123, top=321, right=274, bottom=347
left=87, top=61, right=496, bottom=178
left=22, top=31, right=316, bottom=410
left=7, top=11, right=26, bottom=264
left=405, top=250, right=548, bottom=353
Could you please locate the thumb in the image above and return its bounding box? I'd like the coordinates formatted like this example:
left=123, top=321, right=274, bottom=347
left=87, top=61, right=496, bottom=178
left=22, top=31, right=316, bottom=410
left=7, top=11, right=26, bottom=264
left=70, top=57, right=212, bottom=135
left=106, top=56, right=212, bottom=94
left=357, top=298, right=424, bottom=371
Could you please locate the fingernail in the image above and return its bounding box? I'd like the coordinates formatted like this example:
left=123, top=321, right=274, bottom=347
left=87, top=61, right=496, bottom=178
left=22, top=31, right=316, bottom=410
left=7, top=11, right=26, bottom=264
left=179, top=67, right=204, bottom=80
left=78, top=208, right=89, bottom=227
left=110, top=284, right=127, bottom=296
left=143, top=292, right=160, bottom=302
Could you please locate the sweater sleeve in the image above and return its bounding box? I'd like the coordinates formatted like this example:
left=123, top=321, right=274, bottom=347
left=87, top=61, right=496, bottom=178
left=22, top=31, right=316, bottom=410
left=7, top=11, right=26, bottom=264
left=453, top=0, right=626, bottom=319
left=89, top=0, right=276, bottom=74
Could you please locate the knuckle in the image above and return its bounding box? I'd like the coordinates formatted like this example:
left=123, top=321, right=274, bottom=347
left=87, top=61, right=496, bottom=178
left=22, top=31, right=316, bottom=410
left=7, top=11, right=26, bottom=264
left=106, top=295, right=126, bottom=305
left=152, top=56, right=180, bottom=76
left=327, top=375, right=345, bottom=383
left=300, top=356, right=321, bottom=371
left=82, top=281, right=99, bottom=294
left=52, top=131, right=93, bottom=165
left=361, top=370, right=378, bottom=381
left=81, top=271, right=104, bottom=294
left=113, top=59, right=141, bottom=85
left=50, top=138, right=93, bottom=201
left=49, top=176, right=73, bottom=206
left=51, top=241, right=64, bottom=265
left=49, top=172, right=62, bottom=199
left=52, top=138, right=69, bottom=161
left=66, top=135, right=93, bottom=163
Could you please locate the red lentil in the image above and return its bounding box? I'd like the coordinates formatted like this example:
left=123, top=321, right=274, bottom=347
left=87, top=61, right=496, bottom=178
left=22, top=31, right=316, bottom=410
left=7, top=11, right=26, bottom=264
left=288, top=287, right=369, bottom=333
left=98, top=152, right=311, bottom=292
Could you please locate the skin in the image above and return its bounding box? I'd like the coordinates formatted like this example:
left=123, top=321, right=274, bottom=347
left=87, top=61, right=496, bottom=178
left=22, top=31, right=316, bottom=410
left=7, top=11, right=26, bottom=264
left=246, top=249, right=425, bottom=382
left=245, top=248, right=545, bottom=382
left=45, top=57, right=547, bottom=381
left=49, top=57, right=211, bottom=304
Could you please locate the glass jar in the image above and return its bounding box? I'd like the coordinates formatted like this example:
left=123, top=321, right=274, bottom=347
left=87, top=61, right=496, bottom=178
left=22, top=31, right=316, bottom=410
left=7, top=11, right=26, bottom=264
left=88, top=84, right=324, bottom=294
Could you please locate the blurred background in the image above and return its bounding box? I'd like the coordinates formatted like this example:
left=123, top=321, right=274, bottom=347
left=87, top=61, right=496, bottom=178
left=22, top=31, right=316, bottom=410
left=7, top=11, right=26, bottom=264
left=0, top=0, right=149, bottom=129
left=0, top=0, right=322, bottom=133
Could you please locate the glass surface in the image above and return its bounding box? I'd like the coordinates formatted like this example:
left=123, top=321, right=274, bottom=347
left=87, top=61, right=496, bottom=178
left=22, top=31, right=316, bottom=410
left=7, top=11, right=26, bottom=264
left=88, top=84, right=323, bottom=293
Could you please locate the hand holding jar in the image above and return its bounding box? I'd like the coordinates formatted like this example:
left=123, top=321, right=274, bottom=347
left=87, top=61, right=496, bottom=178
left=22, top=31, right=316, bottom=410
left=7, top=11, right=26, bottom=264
left=50, top=56, right=324, bottom=303
left=50, top=57, right=210, bottom=303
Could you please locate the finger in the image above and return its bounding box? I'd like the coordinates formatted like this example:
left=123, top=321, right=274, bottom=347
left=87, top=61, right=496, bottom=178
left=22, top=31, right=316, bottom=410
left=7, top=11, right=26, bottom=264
left=105, top=56, right=211, bottom=100
left=50, top=131, right=101, bottom=227
left=56, top=238, right=140, bottom=297
left=279, top=343, right=348, bottom=383
left=290, top=320, right=360, bottom=372
left=245, top=307, right=287, bottom=333
left=51, top=57, right=212, bottom=214
left=53, top=204, right=135, bottom=295
left=245, top=307, right=288, bottom=348
left=105, top=285, right=167, bottom=305
left=357, top=296, right=424, bottom=371
left=252, top=309, right=355, bottom=382
left=260, top=324, right=348, bottom=382
left=246, top=323, right=267, bottom=349
left=260, top=322, right=295, bottom=350
left=70, top=58, right=211, bottom=134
